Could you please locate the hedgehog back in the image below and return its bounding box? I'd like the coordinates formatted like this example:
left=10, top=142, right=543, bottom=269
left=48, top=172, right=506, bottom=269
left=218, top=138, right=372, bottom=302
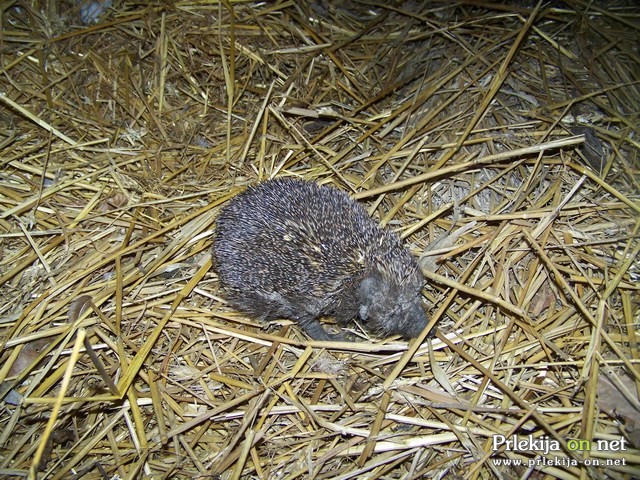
left=213, top=178, right=387, bottom=322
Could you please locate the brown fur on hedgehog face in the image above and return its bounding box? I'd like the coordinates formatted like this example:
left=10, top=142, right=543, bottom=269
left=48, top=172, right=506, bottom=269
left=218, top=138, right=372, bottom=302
left=358, top=267, right=426, bottom=339
left=212, top=178, right=429, bottom=341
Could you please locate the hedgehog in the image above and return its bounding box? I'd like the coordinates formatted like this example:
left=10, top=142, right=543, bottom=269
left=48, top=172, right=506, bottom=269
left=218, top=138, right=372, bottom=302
left=212, top=178, right=428, bottom=341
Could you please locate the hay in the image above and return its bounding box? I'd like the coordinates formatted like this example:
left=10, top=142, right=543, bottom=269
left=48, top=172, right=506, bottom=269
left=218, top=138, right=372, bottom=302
left=1, top=1, right=639, bottom=478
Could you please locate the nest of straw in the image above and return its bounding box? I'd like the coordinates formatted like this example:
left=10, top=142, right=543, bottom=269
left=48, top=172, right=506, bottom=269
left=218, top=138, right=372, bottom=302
left=1, top=1, right=639, bottom=478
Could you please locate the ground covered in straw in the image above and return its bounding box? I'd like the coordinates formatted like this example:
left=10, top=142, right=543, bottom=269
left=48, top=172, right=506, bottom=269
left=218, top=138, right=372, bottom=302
left=1, top=1, right=639, bottom=479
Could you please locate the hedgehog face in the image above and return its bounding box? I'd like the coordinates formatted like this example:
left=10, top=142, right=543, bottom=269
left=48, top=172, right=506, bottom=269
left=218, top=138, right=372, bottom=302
left=357, top=269, right=428, bottom=339
left=390, top=295, right=428, bottom=338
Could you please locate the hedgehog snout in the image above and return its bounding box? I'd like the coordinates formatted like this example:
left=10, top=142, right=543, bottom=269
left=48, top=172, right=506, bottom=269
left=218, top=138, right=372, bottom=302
left=393, top=296, right=428, bottom=339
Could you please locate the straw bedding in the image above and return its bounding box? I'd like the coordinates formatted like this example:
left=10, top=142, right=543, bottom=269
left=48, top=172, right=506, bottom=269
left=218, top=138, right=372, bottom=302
left=0, top=1, right=638, bottom=478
